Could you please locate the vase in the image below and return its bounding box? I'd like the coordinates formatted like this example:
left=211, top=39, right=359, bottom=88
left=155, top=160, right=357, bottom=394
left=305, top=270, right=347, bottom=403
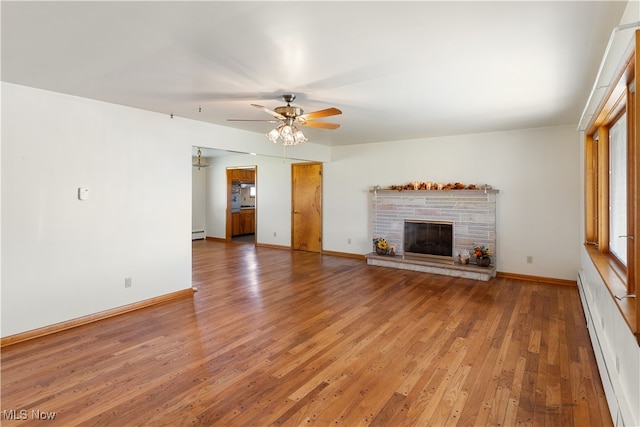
left=476, top=256, right=491, bottom=267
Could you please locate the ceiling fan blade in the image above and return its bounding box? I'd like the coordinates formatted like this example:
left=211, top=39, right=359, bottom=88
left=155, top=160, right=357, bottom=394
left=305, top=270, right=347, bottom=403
left=251, top=104, right=286, bottom=120
left=298, top=121, right=341, bottom=130
left=297, top=107, right=342, bottom=121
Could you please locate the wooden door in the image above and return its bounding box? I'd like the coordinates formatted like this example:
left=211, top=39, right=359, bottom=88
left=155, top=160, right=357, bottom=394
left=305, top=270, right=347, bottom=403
left=292, top=162, right=322, bottom=252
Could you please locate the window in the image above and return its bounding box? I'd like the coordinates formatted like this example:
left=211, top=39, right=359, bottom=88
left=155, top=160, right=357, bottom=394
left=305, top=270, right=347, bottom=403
left=585, top=62, right=633, bottom=285
left=584, top=33, right=638, bottom=338
left=609, top=113, right=627, bottom=265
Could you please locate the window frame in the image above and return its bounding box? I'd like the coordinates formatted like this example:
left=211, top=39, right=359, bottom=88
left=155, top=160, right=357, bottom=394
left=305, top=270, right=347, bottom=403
left=584, top=34, right=638, bottom=341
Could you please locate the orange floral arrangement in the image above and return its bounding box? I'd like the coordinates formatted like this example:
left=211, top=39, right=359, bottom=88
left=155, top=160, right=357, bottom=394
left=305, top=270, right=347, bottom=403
left=473, top=245, right=492, bottom=258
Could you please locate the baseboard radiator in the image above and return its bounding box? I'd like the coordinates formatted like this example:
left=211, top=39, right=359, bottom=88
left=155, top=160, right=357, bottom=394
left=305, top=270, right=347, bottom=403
left=192, top=230, right=205, bottom=240
left=577, top=271, right=633, bottom=427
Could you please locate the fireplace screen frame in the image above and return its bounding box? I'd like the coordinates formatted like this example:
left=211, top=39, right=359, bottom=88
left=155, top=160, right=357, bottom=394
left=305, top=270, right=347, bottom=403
left=403, top=219, right=454, bottom=263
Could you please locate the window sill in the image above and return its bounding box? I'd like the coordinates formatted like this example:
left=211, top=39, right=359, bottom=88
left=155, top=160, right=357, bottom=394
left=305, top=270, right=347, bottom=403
left=585, top=244, right=638, bottom=343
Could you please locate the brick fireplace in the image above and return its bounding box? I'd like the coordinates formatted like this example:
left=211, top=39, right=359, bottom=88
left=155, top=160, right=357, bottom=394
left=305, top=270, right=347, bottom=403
left=366, top=188, right=498, bottom=281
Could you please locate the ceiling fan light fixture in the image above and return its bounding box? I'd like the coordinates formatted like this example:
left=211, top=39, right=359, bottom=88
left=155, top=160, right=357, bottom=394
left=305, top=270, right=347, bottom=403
left=282, top=129, right=295, bottom=145
left=266, top=124, right=307, bottom=146
left=281, top=124, right=293, bottom=136
left=267, top=127, right=280, bottom=143
left=293, top=128, right=308, bottom=144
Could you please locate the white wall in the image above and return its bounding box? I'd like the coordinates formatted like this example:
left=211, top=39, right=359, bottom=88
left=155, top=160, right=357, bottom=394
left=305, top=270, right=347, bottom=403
left=1, top=83, right=188, bottom=336
left=324, top=125, right=580, bottom=280
left=1, top=83, right=327, bottom=337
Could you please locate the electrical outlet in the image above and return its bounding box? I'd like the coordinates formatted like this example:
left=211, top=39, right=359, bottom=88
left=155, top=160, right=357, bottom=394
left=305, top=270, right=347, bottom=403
left=616, top=355, right=620, bottom=374
left=125, top=277, right=132, bottom=288
left=526, top=256, right=533, bottom=264
left=348, top=238, right=352, bottom=244
left=273, top=232, right=276, bottom=237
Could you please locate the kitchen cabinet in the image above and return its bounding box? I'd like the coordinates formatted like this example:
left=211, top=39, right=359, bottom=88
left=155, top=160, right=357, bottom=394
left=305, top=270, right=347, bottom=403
left=232, top=209, right=255, bottom=236
left=241, top=209, right=255, bottom=234
left=232, top=212, right=241, bottom=236
left=232, top=169, right=255, bottom=182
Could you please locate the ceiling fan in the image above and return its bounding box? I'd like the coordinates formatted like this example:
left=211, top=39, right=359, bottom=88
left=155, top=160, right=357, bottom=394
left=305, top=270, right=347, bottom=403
left=228, top=94, right=342, bottom=145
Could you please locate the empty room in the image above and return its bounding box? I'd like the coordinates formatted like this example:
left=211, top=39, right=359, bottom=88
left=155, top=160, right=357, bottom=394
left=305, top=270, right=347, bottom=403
left=2, top=1, right=639, bottom=426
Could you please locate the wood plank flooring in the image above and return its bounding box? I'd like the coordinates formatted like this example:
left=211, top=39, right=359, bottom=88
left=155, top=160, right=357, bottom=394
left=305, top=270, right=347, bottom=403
left=1, top=240, right=611, bottom=426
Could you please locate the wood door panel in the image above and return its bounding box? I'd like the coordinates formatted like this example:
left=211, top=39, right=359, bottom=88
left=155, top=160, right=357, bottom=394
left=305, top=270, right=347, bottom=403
left=292, top=163, right=322, bottom=252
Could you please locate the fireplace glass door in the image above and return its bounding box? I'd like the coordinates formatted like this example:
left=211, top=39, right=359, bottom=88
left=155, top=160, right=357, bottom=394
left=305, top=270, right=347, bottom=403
left=404, top=220, right=453, bottom=262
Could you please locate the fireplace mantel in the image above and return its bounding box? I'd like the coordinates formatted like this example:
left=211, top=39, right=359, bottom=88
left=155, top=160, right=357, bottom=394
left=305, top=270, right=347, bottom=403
left=370, top=189, right=499, bottom=195
left=368, top=188, right=498, bottom=281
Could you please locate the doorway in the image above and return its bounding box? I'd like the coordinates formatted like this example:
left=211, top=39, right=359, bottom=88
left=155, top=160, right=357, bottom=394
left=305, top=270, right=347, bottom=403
left=226, top=166, right=257, bottom=244
left=291, top=162, right=322, bottom=252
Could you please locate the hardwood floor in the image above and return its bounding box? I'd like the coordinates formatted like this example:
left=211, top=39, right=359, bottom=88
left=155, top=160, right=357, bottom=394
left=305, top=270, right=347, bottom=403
left=1, top=240, right=611, bottom=426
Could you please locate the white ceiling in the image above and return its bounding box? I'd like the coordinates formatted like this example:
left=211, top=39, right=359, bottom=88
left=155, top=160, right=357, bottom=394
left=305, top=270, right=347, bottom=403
left=1, top=1, right=628, bottom=147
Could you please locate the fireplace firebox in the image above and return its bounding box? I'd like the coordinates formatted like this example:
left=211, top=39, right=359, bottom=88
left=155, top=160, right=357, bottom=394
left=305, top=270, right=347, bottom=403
left=404, top=220, right=453, bottom=263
